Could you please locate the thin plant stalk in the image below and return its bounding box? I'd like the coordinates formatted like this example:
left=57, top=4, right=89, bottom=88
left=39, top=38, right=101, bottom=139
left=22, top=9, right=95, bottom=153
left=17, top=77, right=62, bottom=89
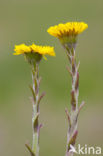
left=65, top=45, right=84, bottom=156
left=32, top=63, right=40, bottom=156
left=26, top=63, right=45, bottom=156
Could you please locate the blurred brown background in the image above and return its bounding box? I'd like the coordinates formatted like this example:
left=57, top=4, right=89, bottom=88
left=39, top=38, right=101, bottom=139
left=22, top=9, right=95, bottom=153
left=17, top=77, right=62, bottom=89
left=0, top=0, right=103, bottom=155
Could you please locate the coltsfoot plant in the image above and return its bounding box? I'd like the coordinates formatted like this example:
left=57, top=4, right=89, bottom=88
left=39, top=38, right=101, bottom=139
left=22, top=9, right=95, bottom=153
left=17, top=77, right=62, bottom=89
left=13, top=21, right=88, bottom=156
left=47, top=22, right=88, bottom=156
left=13, top=43, right=55, bottom=156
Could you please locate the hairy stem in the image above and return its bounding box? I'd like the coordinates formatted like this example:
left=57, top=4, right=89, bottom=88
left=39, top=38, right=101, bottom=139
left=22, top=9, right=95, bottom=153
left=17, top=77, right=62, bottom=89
left=65, top=46, right=80, bottom=156
left=26, top=63, right=45, bottom=156
left=32, top=63, right=40, bottom=156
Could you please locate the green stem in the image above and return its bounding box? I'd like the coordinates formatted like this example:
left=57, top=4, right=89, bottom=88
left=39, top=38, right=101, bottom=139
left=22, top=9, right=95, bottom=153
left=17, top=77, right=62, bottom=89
left=32, top=63, right=40, bottom=156
left=26, top=62, right=45, bottom=156
left=65, top=47, right=79, bottom=156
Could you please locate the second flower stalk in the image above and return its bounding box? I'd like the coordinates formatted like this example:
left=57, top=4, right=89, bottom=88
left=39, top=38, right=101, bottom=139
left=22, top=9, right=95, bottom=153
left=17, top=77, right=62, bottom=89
left=65, top=44, right=79, bottom=156
left=47, top=22, right=88, bottom=156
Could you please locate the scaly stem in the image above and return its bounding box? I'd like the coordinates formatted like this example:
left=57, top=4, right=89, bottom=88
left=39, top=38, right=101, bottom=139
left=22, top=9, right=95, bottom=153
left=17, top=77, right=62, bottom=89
left=65, top=45, right=82, bottom=156
left=26, top=63, right=45, bottom=156
left=32, top=63, right=40, bottom=156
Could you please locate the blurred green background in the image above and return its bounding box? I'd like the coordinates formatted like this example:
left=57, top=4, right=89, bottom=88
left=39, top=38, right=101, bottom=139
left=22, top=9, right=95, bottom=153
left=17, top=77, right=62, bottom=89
left=0, top=0, right=103, bottom=156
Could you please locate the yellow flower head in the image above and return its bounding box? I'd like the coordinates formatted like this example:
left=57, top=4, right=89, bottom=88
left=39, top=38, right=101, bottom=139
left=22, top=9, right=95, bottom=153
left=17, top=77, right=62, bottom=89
left=47, top=22, right=88, bottom=45
left=13, top=43, right=55, bottom=64
left=47, top=22, right=88, bottom=38
left=13, top=43, right=55, bottom=57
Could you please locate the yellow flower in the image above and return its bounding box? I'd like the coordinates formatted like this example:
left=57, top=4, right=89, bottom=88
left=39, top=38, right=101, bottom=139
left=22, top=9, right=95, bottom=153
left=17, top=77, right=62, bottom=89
left=13, top=43, right=55, bottom=56
left=47, top=22, right=88, bottom=39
